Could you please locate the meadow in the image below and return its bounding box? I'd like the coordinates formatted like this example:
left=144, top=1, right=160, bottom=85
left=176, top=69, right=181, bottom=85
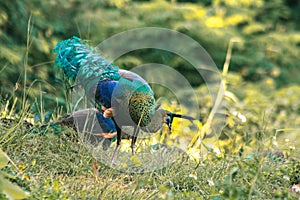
left=0, top=0, right=300, bottom=199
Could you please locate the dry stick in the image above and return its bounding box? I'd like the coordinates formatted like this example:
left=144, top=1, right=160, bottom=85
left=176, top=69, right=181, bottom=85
left=189, top=38, right=240, bottom=149
left=22, top=14, right=32, bottom=110
left=132, top=106, right=147, bottom=153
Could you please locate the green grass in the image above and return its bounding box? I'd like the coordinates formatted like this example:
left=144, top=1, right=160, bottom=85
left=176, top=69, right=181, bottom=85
left=0, top=116, right=299, bottom=199
left=0, top=26, right=299, bottom=199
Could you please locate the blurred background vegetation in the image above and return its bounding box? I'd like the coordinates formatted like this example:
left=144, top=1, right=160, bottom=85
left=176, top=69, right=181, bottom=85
left=0, top=0, right=299, bottom=146
left=0, top=0, right=300, bottom=98
left=0, top=1, right=300, bottom=198
left=1, top=0, right=300, bottom=107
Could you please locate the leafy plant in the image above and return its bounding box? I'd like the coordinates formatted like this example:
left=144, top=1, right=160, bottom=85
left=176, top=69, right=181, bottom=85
left=0, top=149, right=29, bottom=200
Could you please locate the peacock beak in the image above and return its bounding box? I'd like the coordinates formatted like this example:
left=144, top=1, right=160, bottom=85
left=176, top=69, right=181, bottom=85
left=164, top=112, right=199, bottom=131
left=165, top=115, right=172, bottom=130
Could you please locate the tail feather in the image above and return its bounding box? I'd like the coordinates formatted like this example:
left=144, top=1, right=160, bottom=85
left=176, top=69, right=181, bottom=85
left=53, top=36, right=121, bottom=93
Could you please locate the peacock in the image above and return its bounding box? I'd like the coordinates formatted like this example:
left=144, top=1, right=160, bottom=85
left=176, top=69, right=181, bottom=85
left=53, top=36, right=196, bottom=162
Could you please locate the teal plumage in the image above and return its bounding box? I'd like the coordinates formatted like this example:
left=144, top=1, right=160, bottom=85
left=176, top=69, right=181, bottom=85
left=53, top=36, right=157, bottom=129
left=53, top=36, right=197, bottom=162
left=53, top=36, right=159, bottom=162
left=53, top=36, right=121, bottom=95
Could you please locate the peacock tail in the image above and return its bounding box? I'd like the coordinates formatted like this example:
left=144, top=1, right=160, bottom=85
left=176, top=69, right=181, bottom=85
left=53, top=36, right=121, bottom=94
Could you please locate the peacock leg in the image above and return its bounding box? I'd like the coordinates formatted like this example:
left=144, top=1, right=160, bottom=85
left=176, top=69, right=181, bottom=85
left=111, top=118, right=121, bottom=164
left=130, top=126, right=139, bottom=155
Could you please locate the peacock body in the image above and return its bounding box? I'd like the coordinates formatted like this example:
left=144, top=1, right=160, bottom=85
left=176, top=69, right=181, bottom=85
left=53, top=36, right=197, bottom=163
left=53, top=36, right=156, bottom=129
left=54, top=36, right=166, bottom=162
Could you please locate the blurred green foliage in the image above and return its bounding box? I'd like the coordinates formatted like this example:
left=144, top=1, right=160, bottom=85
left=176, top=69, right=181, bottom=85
left=1, top=0, right=300, bottom=111
left=0, top=1, right=299, bottom=198
left=0, top=0, right=299, bottom=158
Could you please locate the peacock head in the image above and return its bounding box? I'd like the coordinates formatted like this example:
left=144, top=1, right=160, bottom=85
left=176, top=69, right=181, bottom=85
left=165, top=111, right=198, bottom=131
